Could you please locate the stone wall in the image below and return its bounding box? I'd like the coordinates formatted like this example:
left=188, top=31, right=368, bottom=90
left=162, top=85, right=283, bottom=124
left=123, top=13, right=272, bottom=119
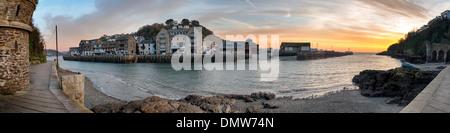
left=0, top=26, right=30, bottom=94
left=61, top=73, right=85, bottom=105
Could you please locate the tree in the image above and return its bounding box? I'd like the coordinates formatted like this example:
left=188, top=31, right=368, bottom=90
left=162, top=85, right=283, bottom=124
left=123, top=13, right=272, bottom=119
left=29, top=19, right=46, bottom=63
left=136, top=23, right=167, bottom=40
left=165, top=19, right=174, bottom=26
left=181, top=18, right=190, bottom=26
left=191, top=20, right=200, bottom=26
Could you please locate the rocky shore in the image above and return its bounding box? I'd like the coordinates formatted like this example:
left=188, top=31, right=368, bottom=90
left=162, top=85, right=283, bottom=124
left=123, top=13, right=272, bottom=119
left=92, top=92, right=276, bottom=113
left=91, top=90, right=405, bottom=113
left=353, top=68, right=440, bottom=106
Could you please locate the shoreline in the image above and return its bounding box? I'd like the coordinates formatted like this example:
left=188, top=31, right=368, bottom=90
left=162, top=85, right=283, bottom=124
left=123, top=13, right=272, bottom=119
left=86, top=78, right=405, bottom=113
left=84, top=77, right=125, bottom=109
left=83, top=62, right=447, bottom=113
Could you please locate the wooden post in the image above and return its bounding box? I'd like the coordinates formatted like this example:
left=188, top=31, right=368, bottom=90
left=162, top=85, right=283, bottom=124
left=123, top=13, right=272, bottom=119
left=56, top=25, right=59, bottom=70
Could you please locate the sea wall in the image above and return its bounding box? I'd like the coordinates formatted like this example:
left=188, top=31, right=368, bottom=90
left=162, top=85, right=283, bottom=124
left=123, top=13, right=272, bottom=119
left=297, top=52, right=353, bottom=60
left=61, top=73, right=85, bottom=105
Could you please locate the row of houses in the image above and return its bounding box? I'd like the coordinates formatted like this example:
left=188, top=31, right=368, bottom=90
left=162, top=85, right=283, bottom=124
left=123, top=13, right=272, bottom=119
left=417, top=10, right=450, bottom=33
left=69, top=23, right=259, bottom=56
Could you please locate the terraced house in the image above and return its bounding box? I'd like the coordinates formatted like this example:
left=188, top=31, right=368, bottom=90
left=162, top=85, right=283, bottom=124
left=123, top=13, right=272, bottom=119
left=115, top=35, right=137, bottom=55
left=156, top=23, right=196, bottom=54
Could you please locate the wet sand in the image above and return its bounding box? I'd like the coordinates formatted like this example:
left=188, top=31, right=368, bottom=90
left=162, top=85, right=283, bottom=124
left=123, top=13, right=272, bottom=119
left=84, top=77, right=124, bottom=109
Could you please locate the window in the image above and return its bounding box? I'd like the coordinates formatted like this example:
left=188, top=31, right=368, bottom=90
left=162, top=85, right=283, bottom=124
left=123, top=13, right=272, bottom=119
left=14, top=41, right=18, bottom=52
left=15, top=5, right=20, bottom=17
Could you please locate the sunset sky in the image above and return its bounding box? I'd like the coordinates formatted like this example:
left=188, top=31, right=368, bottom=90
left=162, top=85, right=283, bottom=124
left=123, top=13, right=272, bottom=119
left=34, top=0, right=450, bottom=52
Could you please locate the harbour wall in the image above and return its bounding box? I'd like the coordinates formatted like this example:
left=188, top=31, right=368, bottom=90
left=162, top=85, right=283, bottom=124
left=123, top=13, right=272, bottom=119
left=62, top=54, right=251, bottom=63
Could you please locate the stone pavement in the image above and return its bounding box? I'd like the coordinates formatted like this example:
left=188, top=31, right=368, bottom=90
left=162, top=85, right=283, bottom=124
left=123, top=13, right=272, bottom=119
left=0, top=61, right=91, bottom=113
left=401, top=66, right=450, bottom=113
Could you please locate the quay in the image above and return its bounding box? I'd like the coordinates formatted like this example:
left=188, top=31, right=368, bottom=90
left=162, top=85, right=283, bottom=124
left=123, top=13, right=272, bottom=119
left=0, top=62, right=91, bottom=113
left=401, top=66, right=450, bottom=113
left=62, top=54, right=250, bottom=63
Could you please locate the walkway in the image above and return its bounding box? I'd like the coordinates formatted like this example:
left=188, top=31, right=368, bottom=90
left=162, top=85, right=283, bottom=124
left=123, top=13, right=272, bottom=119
left=0, top=61, right=91, bottom=113
left=401, top=66, right=450, bottom=113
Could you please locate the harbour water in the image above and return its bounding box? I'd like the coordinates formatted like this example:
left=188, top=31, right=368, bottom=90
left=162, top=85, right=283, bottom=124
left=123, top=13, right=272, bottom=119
left=50, top=53, right=401, bottom=102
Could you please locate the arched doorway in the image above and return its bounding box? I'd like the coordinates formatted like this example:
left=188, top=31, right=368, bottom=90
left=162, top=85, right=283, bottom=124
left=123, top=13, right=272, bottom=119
left=447, top=50, right=450, bottom=63
left=432, top=51, right=437, bottom=62
left=438, top=50, right=445, bottom=62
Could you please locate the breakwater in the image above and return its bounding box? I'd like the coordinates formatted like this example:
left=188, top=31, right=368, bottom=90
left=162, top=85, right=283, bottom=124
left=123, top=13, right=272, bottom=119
left=62, top=54, right=249, bottom=63
left=297, top=51, right=353, bottom=60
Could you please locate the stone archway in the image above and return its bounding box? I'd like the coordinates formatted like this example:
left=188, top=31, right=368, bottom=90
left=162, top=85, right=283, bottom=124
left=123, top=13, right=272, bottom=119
left=447, top=50, right=450, bottom=63
left=438, top=50, right=445, bottom=62
left=432, top=51, right=437, bottom=62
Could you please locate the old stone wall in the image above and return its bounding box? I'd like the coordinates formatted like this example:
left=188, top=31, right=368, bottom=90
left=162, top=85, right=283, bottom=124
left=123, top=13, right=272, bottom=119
left=0, top=27, right=29, bottom=94
left=0, top=0, right=37, bottom=94
left=61, top=73, right=85, bottom=105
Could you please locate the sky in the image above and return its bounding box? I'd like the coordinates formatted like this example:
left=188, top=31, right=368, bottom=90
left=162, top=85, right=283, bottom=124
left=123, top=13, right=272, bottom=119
left=33, top=0, right=450, bottom=52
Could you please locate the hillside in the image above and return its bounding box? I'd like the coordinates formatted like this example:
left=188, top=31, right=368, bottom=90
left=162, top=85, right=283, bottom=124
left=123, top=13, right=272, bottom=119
left=135, top=19, right=214, bottom=41
left=386, top=19, right=450, bottom=58
left=44, top=49, right=63, bottom=56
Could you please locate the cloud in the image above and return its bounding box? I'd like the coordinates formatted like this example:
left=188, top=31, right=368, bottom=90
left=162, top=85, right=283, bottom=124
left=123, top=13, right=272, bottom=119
left=245, top=0, right=257, bottom=8
left=43, top=0, right=188, bottom=50
left=356, top=0, right=428, bottom=18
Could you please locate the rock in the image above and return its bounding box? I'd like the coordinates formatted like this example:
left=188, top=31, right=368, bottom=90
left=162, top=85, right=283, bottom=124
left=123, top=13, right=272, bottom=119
left=437, top=66, right=446, bottom=69
left=245, top=106, right=263, bottom=113
left=360, top=90, right=374, bottom=97
left=175, top=103, right=204, bottom=113
left=90, top=96, right=207, bottom=113
left=262, top=102, right=279, bottom=109
left=91, top=102, right=125, bottom=113
left=184, top=95, right=236, bottom=113
left=385, top=97, right=402, bottom=104
left=223, top=94, right=255, bottom=102
left=353, top=68, right=439, bottom=106
left=119, top=100, right=144, bottom=113
left=251, top=92, right=276, bottom=100
left=140, top=99, right=178, bottom=113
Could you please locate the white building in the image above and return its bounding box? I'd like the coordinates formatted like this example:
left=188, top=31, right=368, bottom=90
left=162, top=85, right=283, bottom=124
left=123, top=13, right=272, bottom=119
left=442, top=10, right=450, bottom=19
left=139, top=40, right=155, bottom=55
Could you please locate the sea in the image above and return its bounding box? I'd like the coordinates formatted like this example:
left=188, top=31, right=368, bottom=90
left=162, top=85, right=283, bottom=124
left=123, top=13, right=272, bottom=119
left=48, top=53, right=401, bottom=102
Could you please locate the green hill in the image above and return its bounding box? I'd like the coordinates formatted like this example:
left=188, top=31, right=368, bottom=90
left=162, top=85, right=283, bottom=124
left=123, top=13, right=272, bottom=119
left=135, top=19, right=214, bottom=41
left=387, top=19, right=450, bottom=57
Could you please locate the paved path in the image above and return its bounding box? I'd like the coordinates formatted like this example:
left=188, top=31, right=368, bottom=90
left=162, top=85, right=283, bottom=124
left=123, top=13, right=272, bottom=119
left=0, top=61, right=90, bottom=113
left=401, top=66, right=450, bottom=113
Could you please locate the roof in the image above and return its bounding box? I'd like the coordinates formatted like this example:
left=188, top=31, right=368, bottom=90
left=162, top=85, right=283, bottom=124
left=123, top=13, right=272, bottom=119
left=140, top=40, right=154, bottom=44
left=116, top=35, right=132, bottom=41
left=167, top=29, right=190, bottom=35
left=281, top=42, right=311, bottom=47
